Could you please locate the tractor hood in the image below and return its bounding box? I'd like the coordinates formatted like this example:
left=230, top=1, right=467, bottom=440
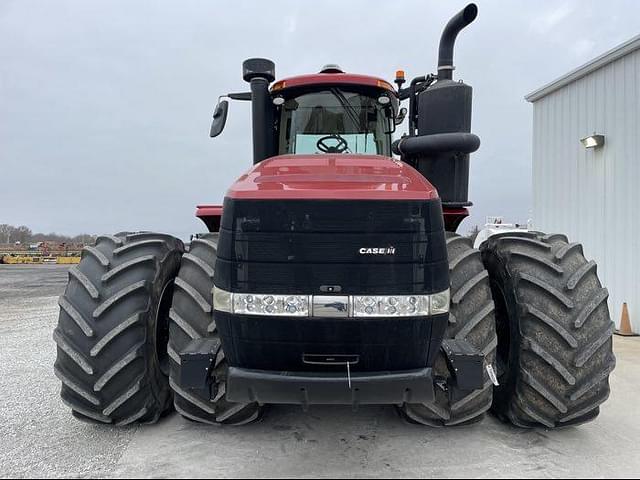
left=226, top=154, right=438, bottom=200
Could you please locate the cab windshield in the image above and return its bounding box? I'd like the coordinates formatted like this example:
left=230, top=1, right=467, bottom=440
left=277, top=88, right=394, bottom=156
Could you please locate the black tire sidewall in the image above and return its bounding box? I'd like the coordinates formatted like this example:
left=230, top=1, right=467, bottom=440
left=482, top=247, right=521, bottom=413
left=144, top=250, right=183, bottom=414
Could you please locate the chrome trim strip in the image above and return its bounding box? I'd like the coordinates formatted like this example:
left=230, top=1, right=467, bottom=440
left=312, top=295, right=350, bottom=318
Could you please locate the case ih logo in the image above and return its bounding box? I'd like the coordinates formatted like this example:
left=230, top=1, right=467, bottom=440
left=359, top=247, right=396, bottom=255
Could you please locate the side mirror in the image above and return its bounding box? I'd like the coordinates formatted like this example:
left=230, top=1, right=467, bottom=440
left=210, top=100, right=229, bottom=137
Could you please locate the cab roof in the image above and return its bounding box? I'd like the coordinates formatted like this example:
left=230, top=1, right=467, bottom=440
left=271, top=73, right=396, bottom=94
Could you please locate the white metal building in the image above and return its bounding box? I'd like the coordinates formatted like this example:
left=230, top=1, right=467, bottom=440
left=526, top=35, right=640, bottom=332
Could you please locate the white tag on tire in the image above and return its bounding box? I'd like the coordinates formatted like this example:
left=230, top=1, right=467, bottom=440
left=486, top=364, right=499, bottom=386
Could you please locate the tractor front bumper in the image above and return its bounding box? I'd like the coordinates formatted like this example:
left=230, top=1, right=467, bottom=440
left=225, top=366, right=435, bottom=408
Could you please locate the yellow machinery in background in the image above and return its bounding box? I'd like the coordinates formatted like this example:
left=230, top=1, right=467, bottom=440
left=55, top=256, right=81, bottom=264
left=1, top=255, right=81, bottom=265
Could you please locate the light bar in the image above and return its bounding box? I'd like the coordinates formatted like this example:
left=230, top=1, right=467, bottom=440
left=213, top=287, right=449, bottom=318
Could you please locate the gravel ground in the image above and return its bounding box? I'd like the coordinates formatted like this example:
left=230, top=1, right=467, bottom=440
left=1, top=265, right=639, bottom=478
left=0, top=266, right=135, bottom=478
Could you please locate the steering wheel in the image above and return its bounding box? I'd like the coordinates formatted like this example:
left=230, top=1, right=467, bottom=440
left=316, top=134, right=349, bottom=154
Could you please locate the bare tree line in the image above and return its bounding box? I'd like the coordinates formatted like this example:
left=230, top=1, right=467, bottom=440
left=0, top=224, right=96, bottom=245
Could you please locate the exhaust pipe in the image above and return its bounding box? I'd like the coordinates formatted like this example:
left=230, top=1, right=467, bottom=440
left=437, top=3, right=478, bottom=80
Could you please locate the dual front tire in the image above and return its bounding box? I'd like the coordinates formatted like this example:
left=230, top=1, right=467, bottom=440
left=54, top=232, right=258, bottom=426
left=401, top=232, right=615, bottom=428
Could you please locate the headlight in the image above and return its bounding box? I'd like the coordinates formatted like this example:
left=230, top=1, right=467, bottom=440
left=352, top=295, right=430, bottom=317
left=213, top=287, right=309, bottom=317
left=213, top=287, right=449, bottom=317
left=234, top=293, right=310, bottom=316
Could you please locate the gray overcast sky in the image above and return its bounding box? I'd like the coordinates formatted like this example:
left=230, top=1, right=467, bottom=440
left=1, top=0, right=639, bottom=239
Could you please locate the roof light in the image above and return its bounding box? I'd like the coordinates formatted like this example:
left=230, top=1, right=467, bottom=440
left=377, top=79, right=395, bottom=91
left=395, top=70, right=406, bottom=89
left=320, top=64, right=344, bottom=74
left=271, top=80, right=286, bottom=91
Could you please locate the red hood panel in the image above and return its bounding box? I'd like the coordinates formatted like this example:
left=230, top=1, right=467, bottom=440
left=226, top=155, right=438, bottom=200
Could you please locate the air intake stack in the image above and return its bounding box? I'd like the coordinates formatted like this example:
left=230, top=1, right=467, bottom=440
left=243, top=58, right=276, bottom=164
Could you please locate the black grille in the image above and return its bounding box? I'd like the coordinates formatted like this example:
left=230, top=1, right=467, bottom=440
left=221, top=198, right=443, bottom=233
left=215, top=198, right=449, bottom=295
left=216, top=258, right=448, bottom=295
left=218, top=231, right=445, bottom=264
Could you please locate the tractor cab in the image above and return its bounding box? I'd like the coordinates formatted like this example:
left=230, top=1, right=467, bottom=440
left=270, top=68, right=400, bottom=157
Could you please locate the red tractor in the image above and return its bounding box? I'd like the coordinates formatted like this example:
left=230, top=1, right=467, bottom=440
left=54, top=4, right=615, bottom=428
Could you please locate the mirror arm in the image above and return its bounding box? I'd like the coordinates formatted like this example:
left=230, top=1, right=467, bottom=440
left=227, top=92, right=252, bottom=101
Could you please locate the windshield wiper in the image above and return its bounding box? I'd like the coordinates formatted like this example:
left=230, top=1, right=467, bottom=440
left=330, top=88, right=362, bottom=130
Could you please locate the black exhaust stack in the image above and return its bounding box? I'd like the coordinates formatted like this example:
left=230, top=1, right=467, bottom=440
left=243, top=58, right=276, bottom=164
left=437, top=3, right=478, bottom=81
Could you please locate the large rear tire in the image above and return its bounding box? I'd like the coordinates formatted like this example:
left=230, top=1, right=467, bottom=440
left=168, top=233, right=262, bottom=425
left=400, top=233, right=497, bottom=426
left=481, top=232, right=616, bottom=428
left=54, top=232, right=184, bottom=425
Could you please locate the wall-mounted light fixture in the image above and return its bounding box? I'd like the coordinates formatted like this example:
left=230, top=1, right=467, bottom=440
left=581, top=134, right=605, bottom=149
